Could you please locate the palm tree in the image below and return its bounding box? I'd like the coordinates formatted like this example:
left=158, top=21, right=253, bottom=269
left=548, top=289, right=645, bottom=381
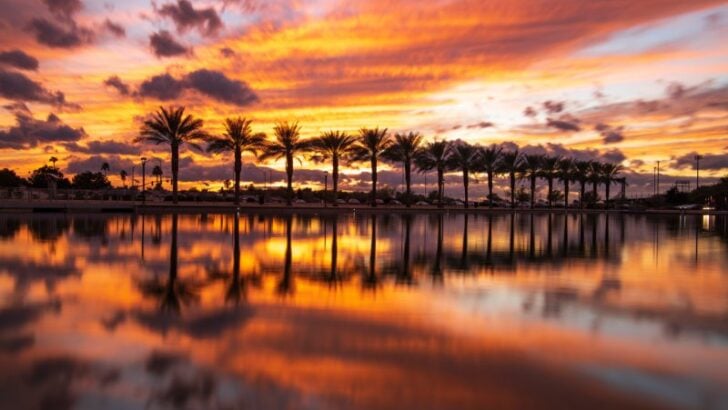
left=101, top=162, right=110, bottom=177
left=415, top=140, right=451, bottom=208
left=49, top=156, right=58, bottom=169
left=207, top=117, right=266, bottom=206
left=352, top=127, right=391, bottom=207
left=152, top=165, right=163, bottom=186
left=557, top=158, right=574, bottom=209
left=383, top=132, right=423, bottom=207
left=574, top=160, right=592, bottom=208
left=499, top=149, right=522, bottom=208
left=522, top=154, right=543, bottom=209
left=260, top=122, right=308, bottom=206
left=309, top=131, right=356, bottom=206
left=589, top=161, right=603, bottom=200
left=135, top=106, right=206, bottom=204
left=119, top=170, right=128, bottom=188
left=539, top=156, right=560, bottom=208
left=446, top=141, right=479, bottom=208
left=601, top=162, right=624, bottom=208
left=478, top=144, right=502, bottom=207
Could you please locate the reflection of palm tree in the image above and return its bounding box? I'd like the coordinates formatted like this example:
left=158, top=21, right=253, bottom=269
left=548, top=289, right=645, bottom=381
left=529, top=214, right=536, bottom=258
left=509, top=213, right=515, bottom=261
left=363, top=214, right=379, bottom=289
left=383, top=132, right=423, bottom=207
left=260, top=122, right=307, bottom=206
left=352, top=128, right=391, bottom=207
left=207, top=117, right=266, bottom=206
left=431, top=214, right=444, bottom=282
left=277, top=216, right=295, bottom=296
left=309, top=131, right=356, bottom=206
left=226, top=215, right=247, bottom=304
left=135, top=106, right=206, bottom=204
left=137, top=214, right=199, bottom=314
left=327, top=215, right=340, bottom=285
left=546, top=213, right=553, bottom=256
left=460, top=214, right=469, bottom=268
left=397, top=215, right=414, bottom=284
left=486, top=215, right=493, bottom=262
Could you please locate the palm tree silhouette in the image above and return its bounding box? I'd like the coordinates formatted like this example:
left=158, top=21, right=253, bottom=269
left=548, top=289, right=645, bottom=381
left=152, top=165, right=163, bottom=186
left=383, top=132, right=423, bottom=207
left=309, top=131, right=356, bottom=206
left=478, top=144, right=502, bottom=207
left=600, top=162, right=624, bottom=208
left=119, top=169, right=128, bottom=188
left=49, top=156, right=58, bottom=169
left=522, top=154, right=543, bottom=209
left=415, top=140, right=451, bottom=208
left=135, top=106, right=206, bottom=204
left=447, top=142, right=479, bottom=208
left=260, top=122, right=307, bottom=206
left=539, top=156, right=560, bottom=208
left=499, top=150, right=522, bottom=208
left=573, top=160, right=592, bottom=208
left=352, top=127, right=391, bottom=207
left=207, top=117, right=266, bottom=206
left=589, top=161, right=603, bottom=201
left=101, top=162, right=110, bottom=177
left=558, top=158, right=574, bottom=209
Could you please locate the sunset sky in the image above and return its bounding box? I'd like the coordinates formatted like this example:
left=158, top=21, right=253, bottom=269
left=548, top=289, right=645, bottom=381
left=0, top=0, right=726, bottom=196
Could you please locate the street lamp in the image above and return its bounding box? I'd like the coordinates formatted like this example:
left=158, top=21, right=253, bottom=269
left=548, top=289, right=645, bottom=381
left=141, top=157, right=147, bottom=203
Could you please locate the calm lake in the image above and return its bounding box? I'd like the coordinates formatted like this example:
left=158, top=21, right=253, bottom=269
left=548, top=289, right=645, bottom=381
left=0, top=211, right=727, bottom=409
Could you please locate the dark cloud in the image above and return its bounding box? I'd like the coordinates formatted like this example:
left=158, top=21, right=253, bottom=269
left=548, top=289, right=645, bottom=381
left=0, top=68, right=74, bottom=107
left=63, top=140, right=139, bottom=155
left=149, top=30, right=190, bottom=58
left=523, top=106, right=537, bottom=117
left=103, top=75, right=130, bottom=95
left=103, top=19, right=125, bottom=37
left=158, top=0, right=223, bottom=37
left=0, top=111, right=86, bottom=149
left=594, top=123, right=624, bottom=144
left=466, top=121, right=494, bottom=129
left=137, top=70, right=258, bottom=106
left=546, top=115, right=580, bottom=132
left=65, top=155, right=136, bottom=174
left=515, top=141, right=626, bottom=163
left=219, top=47, right=235, bottom=58
left=0, top=50, right=39, bottom=71
left=666, top=82, right=687, bottom=99
left=673, top=152, right=728, bottom=171
left=26, top=18, right=94, bottom=48
left=138, top=73, right=184, bottom=100
left=542, top=100, right=564, bottom=114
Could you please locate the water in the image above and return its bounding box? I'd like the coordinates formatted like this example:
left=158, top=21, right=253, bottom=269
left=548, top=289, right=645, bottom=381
left=0, top=211, right=726, bottom=409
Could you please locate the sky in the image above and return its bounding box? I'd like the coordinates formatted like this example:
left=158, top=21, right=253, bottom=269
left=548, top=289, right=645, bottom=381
left=0, top=0, right=727, bottom=197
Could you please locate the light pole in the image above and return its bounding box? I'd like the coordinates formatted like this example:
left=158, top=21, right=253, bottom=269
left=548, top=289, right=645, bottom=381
left=141, top=157, right=147, bottom=203
left=324, top=171, right=328, bottom=207
left=695, top=154, right=702, bottom=189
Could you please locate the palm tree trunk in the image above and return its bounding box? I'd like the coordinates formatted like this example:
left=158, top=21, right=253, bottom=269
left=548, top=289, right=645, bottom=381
left=592, top=180, right=598, bottom=199
left=510, top=172, right=516, bottom=208
left=547, top=177, right=553, bottom=208
left=171, top=143, right=179, bottom=204
left=487, top=170, right=493, bottom=208
left=234, top=148, right=242, bottom=206
left=332, top=156, right=339, bottom=207
left=530, top=174, right=536, bottom=209
left=564, top=178, right=570, bottom=209
left=286, top=153, right=293, bottom=206
left=605, top=182, right=611, bottom=209
left=437, top=167, right=444, bottom=209
left=580, top=180, right=586, bottom=209
left=463, top=169, right=469, bottom=208
left=371, top=157, right=377, bottom=207
left=404, top=160, right=411, bottom=207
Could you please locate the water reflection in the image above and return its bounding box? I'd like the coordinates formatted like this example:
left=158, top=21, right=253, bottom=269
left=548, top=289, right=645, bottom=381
left=0, top=211, right=727, bottom=409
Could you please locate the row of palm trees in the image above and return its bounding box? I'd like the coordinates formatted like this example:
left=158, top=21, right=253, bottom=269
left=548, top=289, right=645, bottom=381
left=136, top=106, right=625, bottom=208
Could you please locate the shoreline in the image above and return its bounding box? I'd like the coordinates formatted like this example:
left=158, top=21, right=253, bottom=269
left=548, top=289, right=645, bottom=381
left=0, top=199, right=725, bottom=215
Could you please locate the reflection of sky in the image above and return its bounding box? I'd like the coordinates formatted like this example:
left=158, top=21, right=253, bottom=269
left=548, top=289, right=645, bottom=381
left=0, top=213, right=727, bottom=408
